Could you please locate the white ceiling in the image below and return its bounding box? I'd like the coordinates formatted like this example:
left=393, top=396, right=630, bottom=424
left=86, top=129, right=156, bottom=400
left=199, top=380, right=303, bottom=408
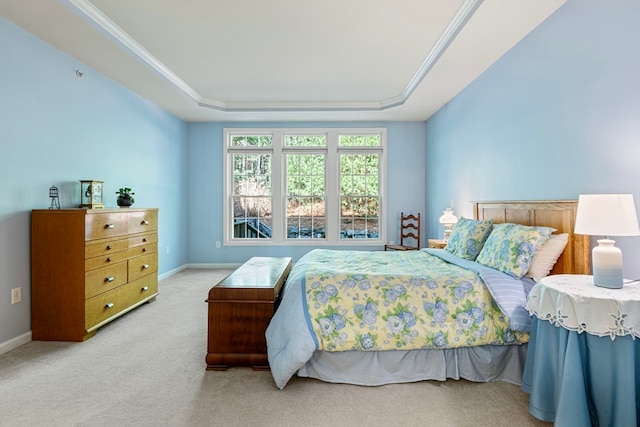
left=0, top=0, right=565, bottom=122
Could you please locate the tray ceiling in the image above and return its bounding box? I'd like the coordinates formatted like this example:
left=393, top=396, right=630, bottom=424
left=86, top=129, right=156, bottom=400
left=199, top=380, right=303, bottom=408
left=0, top=0, right=566, bottom=122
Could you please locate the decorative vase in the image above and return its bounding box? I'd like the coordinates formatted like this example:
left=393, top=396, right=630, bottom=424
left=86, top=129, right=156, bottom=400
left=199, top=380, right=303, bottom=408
left=117, top=197, right=133, bottom=207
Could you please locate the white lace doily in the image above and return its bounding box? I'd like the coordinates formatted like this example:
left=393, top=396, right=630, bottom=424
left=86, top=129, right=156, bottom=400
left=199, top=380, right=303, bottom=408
left=526, top=274, right=640, bottom=340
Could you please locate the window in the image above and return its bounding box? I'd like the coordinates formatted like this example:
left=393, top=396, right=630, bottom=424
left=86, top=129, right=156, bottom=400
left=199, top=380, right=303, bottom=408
left=224, top=128, right=386, bottom=245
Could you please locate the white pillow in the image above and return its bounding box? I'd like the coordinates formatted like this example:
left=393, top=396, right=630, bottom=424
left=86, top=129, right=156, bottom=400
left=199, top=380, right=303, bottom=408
left=526, top=233, right=569, bottom=281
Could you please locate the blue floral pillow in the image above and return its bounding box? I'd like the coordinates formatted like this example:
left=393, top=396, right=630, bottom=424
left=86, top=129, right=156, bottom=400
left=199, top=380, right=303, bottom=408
left=444, top=217, right=493, bottom=260
left=476, top=223, right=555, bottom=278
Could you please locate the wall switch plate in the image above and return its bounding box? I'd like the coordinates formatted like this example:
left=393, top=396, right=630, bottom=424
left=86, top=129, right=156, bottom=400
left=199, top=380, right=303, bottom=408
left=215, top=241, right=221, bottom=249
left=11, top=287, right=21, bottom=304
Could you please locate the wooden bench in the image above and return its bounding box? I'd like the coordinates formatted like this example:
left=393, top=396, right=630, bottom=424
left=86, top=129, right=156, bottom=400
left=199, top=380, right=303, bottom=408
left=205, top=257, right=292, bottom=371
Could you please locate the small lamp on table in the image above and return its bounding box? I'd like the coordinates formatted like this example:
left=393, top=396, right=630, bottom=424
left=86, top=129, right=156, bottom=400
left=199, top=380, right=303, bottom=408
left=574, top=194, right=640, bottom=288
left=439, top=208, right=458, bottom=243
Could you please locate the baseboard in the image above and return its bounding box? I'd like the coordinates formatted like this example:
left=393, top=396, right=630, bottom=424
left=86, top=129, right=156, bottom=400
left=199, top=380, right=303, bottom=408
left=158, top=264, right=188, bottom=281
left=158, top=263, right=240, bottom=281
left=186, top=262, right=242, bottom=269
left=0, top=331, right=32, bottom=356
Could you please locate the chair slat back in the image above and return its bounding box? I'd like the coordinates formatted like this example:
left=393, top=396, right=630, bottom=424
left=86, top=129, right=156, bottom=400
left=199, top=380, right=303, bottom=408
left=399, top=212, right=420, bottom=248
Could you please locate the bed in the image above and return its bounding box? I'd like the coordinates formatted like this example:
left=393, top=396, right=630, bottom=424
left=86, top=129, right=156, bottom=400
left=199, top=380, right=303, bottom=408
left=266, top=200, right=590, bottom=389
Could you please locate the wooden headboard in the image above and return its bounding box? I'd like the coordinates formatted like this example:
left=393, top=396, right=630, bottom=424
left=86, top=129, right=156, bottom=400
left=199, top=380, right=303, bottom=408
left=473, top=200, right=591, bottom=275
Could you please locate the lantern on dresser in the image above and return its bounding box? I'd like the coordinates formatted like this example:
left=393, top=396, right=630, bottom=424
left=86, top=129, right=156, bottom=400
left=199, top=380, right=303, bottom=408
left=79, top=180, right=104, bottom=209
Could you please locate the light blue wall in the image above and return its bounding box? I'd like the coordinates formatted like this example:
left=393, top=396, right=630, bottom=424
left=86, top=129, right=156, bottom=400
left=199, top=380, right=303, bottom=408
left=3, top=0, right=638, bottom=349
left=186, top=122, right=426, bottom=263
left=425, top=0, right=640, bottom=279
left=0, top=19, right=189, bottom=344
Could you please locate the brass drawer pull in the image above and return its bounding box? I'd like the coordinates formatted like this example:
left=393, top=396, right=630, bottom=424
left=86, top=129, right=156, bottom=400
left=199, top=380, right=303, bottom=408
left=105, top=224, right=115, bottom=229
left=141, top=220, right=149, bottom=225
left=106, top=257, right=111, bottom=262
left=105, top=302, right=114, bottom=309
left=142, top=238, right=147, bottom=242
left=106, top=245, right=111, bottom=250
left=142, top=264, right=149, bottom=270
left=105, top=276, right=114, bottom=283
left=142, top=248, right=146, bottom=252
left=141, top=286, right=149, bottom=292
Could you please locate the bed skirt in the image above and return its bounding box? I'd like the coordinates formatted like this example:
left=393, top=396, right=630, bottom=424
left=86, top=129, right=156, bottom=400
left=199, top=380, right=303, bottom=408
left=296, top=344, right=528, bottom=387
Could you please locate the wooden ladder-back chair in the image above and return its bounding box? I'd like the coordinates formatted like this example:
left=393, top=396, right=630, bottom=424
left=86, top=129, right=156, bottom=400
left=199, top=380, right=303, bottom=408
left=385, top=212, right=421, bottom=251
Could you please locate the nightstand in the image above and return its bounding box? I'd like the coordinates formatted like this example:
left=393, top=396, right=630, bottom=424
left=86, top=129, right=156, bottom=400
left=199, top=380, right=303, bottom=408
left=427, top=239, right=446, bottom=249
left=522, top=274, right=640, bottom=426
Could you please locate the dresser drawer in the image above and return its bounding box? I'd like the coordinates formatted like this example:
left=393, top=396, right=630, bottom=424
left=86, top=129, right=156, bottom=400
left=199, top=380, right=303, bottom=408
left=85, top=278, right=158, bottom=331
left=126, top=275, right=159, bottom=306
left=85, top=212, right=129, bottom=241
left=128, top=210, right=158, bottom=234
left=127, top=242, right=157, bottom=258
left=85, top=238, right=128, bottom=259
left=127, top=231, right=158, bottom=258
left=85, top=251, right=129, bottom=272
left=128, top=232, right=158, bottom=248
left=85, top=262, right=128, bottom=299
left=85, top=284, right=130, bottom=330
left=128, top=252, right=158, bottom=282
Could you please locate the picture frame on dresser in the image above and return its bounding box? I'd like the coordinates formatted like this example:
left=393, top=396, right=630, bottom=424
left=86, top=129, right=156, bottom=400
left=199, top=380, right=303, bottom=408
left=31, top=208, right=159, bottom=341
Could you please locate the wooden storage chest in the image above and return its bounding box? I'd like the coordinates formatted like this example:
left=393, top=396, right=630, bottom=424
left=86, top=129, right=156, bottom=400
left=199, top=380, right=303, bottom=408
left=205, top=257, right=292, bottom=370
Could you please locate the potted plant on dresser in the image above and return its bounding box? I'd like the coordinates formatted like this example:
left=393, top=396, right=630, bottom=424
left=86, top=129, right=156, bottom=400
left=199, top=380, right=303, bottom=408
left=116, top=187, right=135, bottom=207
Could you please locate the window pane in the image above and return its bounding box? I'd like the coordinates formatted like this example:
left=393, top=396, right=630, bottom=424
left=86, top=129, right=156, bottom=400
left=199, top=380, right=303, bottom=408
left=352, top=176, right=366, bottom=195
left=364, top=154, right=379, bottom=174
left=285, top=135, right=326, bottom=146
left=232, top=152, right=272, bottom=239
left=233, top=197, right=272, bottom=238
left=287, top=197, right=326, bottom=239
left=231, top=135, right=272, bottom=147
left=339, top=135, right=381, bottom=147
left=340, top=176, right=352, bottom=194
left=340, top=197, right=379, bottom=239
left=366, top=175, right=379, bottom=194
left=286, top=153, right=325, bottom=239
left=339, top=153, right=380, bottom=239
left=287, top=155, right=300, bottom=174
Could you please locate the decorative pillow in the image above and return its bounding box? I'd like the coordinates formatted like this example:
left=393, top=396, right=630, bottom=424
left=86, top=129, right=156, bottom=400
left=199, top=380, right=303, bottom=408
left=476, top=223, right=555, bottom=278
left=526, top=233, right=569, bottom=281
left=444, top=217, right=493, bottom=260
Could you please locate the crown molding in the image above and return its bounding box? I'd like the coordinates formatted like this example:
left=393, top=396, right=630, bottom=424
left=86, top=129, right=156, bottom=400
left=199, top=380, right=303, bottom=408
left=62, top=0, right=483, bottom=113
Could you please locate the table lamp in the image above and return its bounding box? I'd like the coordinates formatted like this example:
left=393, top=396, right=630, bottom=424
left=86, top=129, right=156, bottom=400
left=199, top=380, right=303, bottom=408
left=439, top=208, right=458, bottom=242
left=574, top=194, right=640, bottom=288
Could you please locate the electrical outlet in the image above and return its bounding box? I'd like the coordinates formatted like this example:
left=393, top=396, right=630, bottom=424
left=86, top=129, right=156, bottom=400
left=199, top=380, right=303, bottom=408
left=165, top=246, right=170, bottom=255
left=215, top=241, right=221, bottom=249
left=11, top=287, right=21, bottom=304
left=390, top=240, right=395, bottom=245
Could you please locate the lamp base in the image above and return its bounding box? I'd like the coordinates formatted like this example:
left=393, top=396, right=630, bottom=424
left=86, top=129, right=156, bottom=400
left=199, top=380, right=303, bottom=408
left=443, top=225, right=453, bottom=243
left=592, top=239, right=623, bottom=289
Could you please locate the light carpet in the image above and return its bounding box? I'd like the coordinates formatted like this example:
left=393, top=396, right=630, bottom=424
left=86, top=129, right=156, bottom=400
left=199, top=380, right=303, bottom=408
left=0, top=268, right=549, bottom=427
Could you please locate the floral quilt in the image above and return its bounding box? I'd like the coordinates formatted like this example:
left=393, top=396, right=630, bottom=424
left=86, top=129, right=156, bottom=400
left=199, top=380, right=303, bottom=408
left=303, top=249, right=528, bottom=352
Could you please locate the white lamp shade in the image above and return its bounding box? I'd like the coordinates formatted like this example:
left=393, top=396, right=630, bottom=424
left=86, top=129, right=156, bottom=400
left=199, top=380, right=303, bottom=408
left=439, top=208, right=458, bottom=225
left=574, top=194, right=640, bottom=237
left=574, top=194, right=639, bottom=289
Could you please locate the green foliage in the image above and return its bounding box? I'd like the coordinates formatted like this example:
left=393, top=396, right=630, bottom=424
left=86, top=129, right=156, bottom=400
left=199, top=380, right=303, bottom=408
left=116, top=187, right=135, bottom=203
left=234, top=137, right=380, bottom=219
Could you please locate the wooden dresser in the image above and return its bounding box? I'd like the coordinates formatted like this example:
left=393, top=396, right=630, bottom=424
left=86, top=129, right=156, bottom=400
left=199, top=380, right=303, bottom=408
left=206, top=257, right=292, bottom=370
left=31, top=208, right=159, bottom=341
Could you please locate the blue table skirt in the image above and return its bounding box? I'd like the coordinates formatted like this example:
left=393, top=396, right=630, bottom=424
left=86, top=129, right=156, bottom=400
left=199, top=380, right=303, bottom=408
left=521, top=316, right=640, bottom=426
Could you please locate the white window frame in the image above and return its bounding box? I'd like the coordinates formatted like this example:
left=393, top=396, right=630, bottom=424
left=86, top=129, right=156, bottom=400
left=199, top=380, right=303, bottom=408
left=223, top=128, right=386, bottom=246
